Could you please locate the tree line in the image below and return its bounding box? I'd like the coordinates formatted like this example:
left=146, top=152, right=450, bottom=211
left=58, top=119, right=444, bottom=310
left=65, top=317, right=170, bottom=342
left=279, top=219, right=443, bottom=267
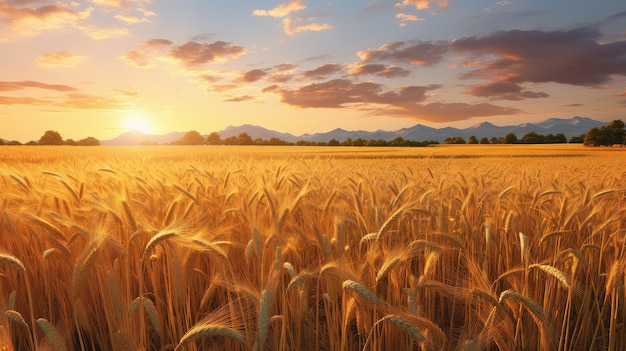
left=156, top=119, right=625, bottom=147
left=3, top=120, right=623, bottom=147
left=0, top=130, right=100, bottom=146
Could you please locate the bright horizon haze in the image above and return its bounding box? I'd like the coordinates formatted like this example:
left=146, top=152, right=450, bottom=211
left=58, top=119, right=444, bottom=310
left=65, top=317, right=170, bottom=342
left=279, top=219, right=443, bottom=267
left=1, top=0, right=625, bottom=143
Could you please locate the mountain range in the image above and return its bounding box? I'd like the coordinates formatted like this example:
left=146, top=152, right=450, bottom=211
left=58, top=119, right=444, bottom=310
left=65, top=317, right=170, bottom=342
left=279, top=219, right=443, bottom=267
left=101, top=116, right=606, bottom=146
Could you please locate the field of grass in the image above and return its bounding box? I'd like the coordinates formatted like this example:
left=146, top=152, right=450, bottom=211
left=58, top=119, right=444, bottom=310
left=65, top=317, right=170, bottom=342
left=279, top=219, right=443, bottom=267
left=0, top=145, right=625, bottom=350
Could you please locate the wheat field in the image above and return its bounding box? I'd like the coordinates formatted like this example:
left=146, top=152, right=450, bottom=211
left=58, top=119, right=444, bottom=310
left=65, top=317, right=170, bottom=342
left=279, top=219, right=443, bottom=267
left=0, top=145, right=625, bottom=351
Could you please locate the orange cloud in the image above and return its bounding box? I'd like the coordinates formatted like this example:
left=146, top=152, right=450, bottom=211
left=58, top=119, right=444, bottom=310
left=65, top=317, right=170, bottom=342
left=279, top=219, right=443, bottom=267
left=0, top=96, right=48, bottom=105
left=224, top=95, right=255, bottom=103
left=79, top=25, right=129, bottom=39
left=0, top=81, right=78, bottom=92
left=61, top=92, right=132, bottom=110
left=396, top=13, right=425, bottom=27
left=0, top=3, right=93, bottom=37
left=252, top=0, right=306, bottom=18
left=113, top=14, right=151, bottom=24
left=282, top=16, right=333, bottom=36
left=395, top=0, right=450, bottom=10
left=36, top=51, right=87, bottom=68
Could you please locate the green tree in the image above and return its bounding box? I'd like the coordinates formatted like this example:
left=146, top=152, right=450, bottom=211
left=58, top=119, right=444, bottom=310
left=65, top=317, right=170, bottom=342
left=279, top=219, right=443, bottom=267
left=583, top=127, right=601, bottom=146
left=479, top=137, right=490, bottom=144
left=605, top=119, right=625, bottom=145
left=390, top=136, right=406, bottom=146
left=468, top=135, right=479, bottom=144
left=520, top=131, right=545, bottom=144
left=443, top=137, right=466, bottom=144
left=554, top=133, right=567, bottom=143
left=328, top=138, right=340, bottom=146
left=505, top=133, right=518, bottom=144
left=39, top=130, right=64, bottom=145
left=584, top=120, right=625, bottom=146
left=569, top=134, right=585, bottom=143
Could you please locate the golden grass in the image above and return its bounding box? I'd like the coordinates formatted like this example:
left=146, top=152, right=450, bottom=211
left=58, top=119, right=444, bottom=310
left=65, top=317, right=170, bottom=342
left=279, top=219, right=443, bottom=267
left=0, top=144, right=625, bottom=350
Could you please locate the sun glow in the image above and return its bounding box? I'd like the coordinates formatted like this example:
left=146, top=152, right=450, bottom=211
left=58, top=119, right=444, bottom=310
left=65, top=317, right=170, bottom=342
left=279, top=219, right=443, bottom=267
left=123, top=110, right=153, bottom=134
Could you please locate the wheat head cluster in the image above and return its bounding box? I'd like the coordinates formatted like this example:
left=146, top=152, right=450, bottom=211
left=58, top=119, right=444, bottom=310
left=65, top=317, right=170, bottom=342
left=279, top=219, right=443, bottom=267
left=0, top=146, right=625, bottom=351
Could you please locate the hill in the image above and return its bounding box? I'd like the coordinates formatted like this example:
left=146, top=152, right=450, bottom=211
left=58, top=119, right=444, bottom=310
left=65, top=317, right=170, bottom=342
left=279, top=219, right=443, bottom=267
left=100, top=116, right=606, bottom=146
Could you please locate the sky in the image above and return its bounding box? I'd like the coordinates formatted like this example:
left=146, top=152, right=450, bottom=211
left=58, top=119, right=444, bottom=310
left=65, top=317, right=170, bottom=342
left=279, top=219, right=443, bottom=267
left=1, top=0, right=625, bottom=142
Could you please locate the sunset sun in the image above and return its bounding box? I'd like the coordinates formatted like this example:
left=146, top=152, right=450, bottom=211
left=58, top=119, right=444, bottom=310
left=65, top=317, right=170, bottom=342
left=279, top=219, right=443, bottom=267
left=123, top=111, right=153, bottom=134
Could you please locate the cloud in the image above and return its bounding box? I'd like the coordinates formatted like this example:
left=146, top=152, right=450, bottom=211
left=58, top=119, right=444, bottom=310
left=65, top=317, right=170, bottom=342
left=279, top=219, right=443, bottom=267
left=0, top=80, right=78, bottom=92
left=252, top=0, right=306, bottom=17
left=86, top=0, right=150, bottom=11
left=357, top=40, right=450, bottom=65
left=391, top=101, right=519, bottom=122
left=454, top=27, right=626, bottom=86
left=123, top=39, right=246, bottom=69
left=348, top=64, right=411, bottom=78
left=282, top=16, right=333, bottom=36
left=224, top=95, right=255, bottom=102
left=113, top=14, right=150, bottom=24
left=78, top=24, right=129, bottom=39
left=0, top=3, right=93, bottom=37
left=302, top=63, right=344, bottom=79
left=463, top=81, right=549, bottom=101
left=263, top=79, right=388, bottom=108
left=239, top=69, right=269, bottom=83
left=166, top=41, right=247, bottom=68
left=60, top=92, right=133, bottom=110
left=263, top=78, right=517, bottom=122
left=395, top=13, right=425, bottom=27
left=613, top=90, right=626, bottom=97
left=36, top=51, right=87, bottom=68
left=394, top=0, right=450, bottom=10
left=0, top=96, right=48, bottom=105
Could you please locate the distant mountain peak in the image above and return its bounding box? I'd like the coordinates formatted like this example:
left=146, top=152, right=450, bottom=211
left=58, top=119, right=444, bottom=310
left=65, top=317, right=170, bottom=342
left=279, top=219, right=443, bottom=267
left=100, top=116, right=607, bottom=145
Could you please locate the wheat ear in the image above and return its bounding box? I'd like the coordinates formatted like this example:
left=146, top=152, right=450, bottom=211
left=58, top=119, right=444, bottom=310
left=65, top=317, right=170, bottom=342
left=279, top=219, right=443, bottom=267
left=37, top=318, right=68, bottom=351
